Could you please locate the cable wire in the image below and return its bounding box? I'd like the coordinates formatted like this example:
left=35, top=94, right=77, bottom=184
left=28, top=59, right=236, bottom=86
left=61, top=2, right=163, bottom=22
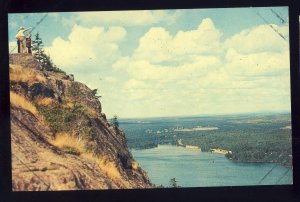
left=255, top=11, right=287, bottom=41
left=9, top=13, right=48, bottom=54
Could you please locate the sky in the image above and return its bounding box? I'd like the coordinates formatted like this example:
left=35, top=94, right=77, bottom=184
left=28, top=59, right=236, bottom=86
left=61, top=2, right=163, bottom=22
left=8, top=7, right=290, bottom=119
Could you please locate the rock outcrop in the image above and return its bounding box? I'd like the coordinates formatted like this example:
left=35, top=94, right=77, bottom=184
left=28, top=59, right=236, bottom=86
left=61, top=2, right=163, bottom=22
left=10, top=54, right=152, bottom=191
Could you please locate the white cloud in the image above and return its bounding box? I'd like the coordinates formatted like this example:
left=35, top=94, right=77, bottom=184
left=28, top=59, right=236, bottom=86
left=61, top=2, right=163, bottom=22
left=132, top=18, right=223, bottom=64
left=110, top=18, right=290, bottom=117
left=45, top=24, right=126, bottom=72
left=224, top=24, right=289, bottom=54
left=73, top=10, right=181, bottom=27
left=123, top=79, right=153, bottom=100
left=43, top=16, right=290, bottom=118
left=224, top=48, right=289, bottom=76
left=113, top=55, right=221, bottom=82
left=113, top=18, right=223, bottom=83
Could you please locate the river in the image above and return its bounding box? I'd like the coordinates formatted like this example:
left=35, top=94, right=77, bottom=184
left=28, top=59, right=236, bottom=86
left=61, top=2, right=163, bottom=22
left=131, top=144, right=293, bottom=187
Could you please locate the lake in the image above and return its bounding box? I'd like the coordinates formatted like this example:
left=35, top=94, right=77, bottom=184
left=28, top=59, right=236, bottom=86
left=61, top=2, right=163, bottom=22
left=120, top=113, right=293, bottom=187
left=131, top=144, right=293, bottom=187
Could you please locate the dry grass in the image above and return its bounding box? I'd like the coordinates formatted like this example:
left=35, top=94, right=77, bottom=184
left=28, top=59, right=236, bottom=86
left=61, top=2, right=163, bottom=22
left=84, top=106, right=99, bottom=118
left=82, top=153, right=121, bottom=180
left=10, top=64, right=46, bottom=84
left=36, top=97, right=55, bottom=106
left=51, top=133, right=121, bottom=180
left=10, top=91, right=38, bottom=115
left=62, top=102, right=74, bottom=109
left=10, top=91, right=49, bottom=128
left=51, top=130, right=123, bottom=181
left=50, top=132, right=85, bottom=154
left=131, top=161, right=139, bottom=170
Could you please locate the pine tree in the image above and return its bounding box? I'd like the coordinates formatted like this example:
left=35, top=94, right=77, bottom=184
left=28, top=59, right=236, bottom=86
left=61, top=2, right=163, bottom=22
left=31, top=32, right=64, bottom=73
left=32, top=32, right=44, bottom=63
left=112, top=115, right=119, bottom=127
left=169, top=178, right=179, bottom=188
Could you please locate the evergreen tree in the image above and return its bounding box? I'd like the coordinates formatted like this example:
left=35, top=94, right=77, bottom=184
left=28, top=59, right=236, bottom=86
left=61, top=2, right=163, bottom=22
left=32, top=32, right=44, bottom=63
left=31, top=32, right=64, bottom=73
left=169, top=178, right=179, bottom=188
left=112, top=115, right=119, bottom=127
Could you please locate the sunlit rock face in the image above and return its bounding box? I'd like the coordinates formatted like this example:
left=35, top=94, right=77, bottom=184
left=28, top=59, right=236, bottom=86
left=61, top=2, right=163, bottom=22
left=10, top=54, right=152, bottom=191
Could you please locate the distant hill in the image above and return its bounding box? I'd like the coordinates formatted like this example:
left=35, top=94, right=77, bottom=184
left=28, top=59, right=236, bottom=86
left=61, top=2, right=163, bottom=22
left=10, top=53, right=152, bottom=191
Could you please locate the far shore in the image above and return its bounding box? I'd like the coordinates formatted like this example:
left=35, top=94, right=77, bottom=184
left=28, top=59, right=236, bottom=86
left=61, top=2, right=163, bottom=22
left=174, top=126, right=219, bottom=132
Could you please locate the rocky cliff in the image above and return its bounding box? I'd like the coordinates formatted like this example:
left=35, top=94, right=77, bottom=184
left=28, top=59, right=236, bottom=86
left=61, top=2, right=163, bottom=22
left=9, top=54, right=152, bottom=191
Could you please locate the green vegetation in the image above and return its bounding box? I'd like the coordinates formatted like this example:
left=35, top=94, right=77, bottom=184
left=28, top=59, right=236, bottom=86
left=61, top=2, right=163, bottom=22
left=32, top=32, right=65, bottom=73
left=92, top=89, right=101, bottom=99
left=111, top=115, right=119, bottom=127
left=68, top=82, right=85, bottom=101
left=31, top=32, right=43, bottom=63
left=182, top=126, right=292, bottom=167
left=169, top=178, right=179, bottom=188
left=36, top=103, right=96, bottom=143
left=37, top=102, right=99, bottom=155
left=124, top=114, right=292, bottom=167
left=62, top=146, right=80, bottom=155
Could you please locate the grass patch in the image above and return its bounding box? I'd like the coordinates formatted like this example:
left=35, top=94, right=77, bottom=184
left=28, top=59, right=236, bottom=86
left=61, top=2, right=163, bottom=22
left=51, top=133, right=121, bottom=180
left=62, top=101, right=74, bottom=109
left=51, top=132, right=85, bottom=154
left=10, top=91, right=49, bottom=127
left=131, top=161, right=139, bottom=170
left=82, top=153, right=121, bottom=180
left=84, top=105, right=99, bottom=118
left=10, top=91, right=38, bottom=115
left=35, top=97, right=55, bottom=106
left=10, top=64, right=46, bottom=85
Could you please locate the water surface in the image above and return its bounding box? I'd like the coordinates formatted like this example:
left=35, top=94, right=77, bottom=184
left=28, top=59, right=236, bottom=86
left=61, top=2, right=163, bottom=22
left=131, top=145, right=293, bottom=187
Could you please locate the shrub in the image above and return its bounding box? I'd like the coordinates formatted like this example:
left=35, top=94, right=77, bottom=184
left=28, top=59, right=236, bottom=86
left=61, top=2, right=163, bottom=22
left=32, top=32, right=65, bottom=73
left=92, top=88, right=101, bottom=99
left=169, top=178, right=179, bottom=188
left=68, top=82, right=85, bottom=100
left=111, top=115, right=119, bottom=127
left=37, top=103, right=84, bottom=133
left=37, top=105, right=69, bottom=134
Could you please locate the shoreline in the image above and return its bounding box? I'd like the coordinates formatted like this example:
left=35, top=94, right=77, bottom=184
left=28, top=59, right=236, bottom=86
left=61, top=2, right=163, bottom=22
left=130, top=144, right=292, bottom=168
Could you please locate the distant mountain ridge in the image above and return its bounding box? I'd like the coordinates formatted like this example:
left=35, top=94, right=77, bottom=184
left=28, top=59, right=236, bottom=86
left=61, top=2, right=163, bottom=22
left=10, top=53, right=152, bottom=191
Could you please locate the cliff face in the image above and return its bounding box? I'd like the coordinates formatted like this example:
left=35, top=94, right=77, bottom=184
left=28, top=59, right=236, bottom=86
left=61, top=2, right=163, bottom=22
left=10, top=54, right=152, bottom=191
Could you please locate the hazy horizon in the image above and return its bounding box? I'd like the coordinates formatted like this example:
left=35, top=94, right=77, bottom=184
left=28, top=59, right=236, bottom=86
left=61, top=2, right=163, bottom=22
left=115, top=110, right=291, bottom=120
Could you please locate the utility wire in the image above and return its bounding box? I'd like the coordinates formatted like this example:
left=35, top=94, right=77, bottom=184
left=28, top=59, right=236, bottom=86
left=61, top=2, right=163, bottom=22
left=270, top=8, right=286, bottom=24
left=9, top=13, right=48, bottom=54
left=255, top=11, right=287, bottom=42
left=30, top=13, right=48, bottom=34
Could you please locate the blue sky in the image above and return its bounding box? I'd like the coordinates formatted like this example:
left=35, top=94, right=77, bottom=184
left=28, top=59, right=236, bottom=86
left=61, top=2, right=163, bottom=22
left=8, top=7, right=290, bottom=118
